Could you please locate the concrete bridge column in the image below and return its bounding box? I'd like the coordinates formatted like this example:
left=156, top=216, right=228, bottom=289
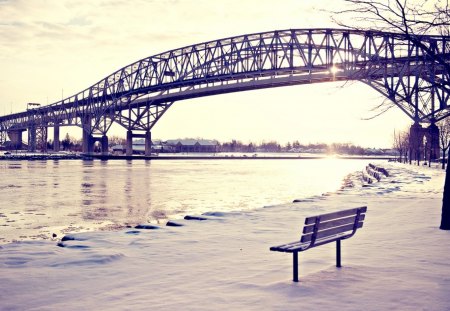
left=82, top=115, right=93, bottom=154
left=82, top=133, right=94, bottom=154
left=28, top=125, right=37, bottom=152
left=8, top=130, right=24, bottom=150
left=126, top=130, right=133, bottom=156
left=82, top=132, right=94, bottom=154
left=427, top=123, right=440, bottom=161
left=101, top=135, right=109, bottom=156
left=409, top=122, right=423, bottom=165
left=53, top=124, right=60, bottom=152
left=145, top=130, right=151, bottom=156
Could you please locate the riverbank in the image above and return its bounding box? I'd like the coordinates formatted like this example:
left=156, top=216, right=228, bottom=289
left=0, top=151, right=394, bottom=161
left=0, top=162, right=449, bottom=310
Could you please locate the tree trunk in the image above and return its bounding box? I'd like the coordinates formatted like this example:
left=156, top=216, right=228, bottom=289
left=428, top=149, right=431, bottom=167
left=443, top=150, right=446, bottom=170
left=440, top=155, right=450, bottom=230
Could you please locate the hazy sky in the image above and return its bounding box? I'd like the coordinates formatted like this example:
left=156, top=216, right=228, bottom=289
left=0, top=0, right=413, bottom=147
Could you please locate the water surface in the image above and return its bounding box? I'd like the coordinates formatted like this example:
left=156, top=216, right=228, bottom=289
left=0, top=158, right=373, bottom=243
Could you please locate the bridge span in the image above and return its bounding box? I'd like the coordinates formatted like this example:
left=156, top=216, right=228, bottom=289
left=1, top=28, right=449, bottom=156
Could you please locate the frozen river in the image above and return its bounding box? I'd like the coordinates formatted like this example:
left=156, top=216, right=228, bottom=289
left=0, top=158, right=377, bottom=243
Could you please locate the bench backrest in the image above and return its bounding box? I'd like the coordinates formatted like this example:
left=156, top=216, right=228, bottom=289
left=300, top=206, right=367, bottom=248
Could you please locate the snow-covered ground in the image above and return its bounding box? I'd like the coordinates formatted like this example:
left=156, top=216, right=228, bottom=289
left=1, top=162, right=449, bottom=310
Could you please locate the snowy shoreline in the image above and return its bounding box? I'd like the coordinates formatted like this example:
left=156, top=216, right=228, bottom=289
left=1, top=162, right=449, bottom=310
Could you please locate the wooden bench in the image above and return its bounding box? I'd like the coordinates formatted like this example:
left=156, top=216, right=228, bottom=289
left=270, top=206, right=367, bottom=282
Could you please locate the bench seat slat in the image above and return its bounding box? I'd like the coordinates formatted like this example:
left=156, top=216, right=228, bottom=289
left=301, top=221, right=364, bottom=243
left=302, top=214, right=366, bottom=234
left=304, top=206, right=367, bottom=225
left=271, top=232, right=353, bottom=253
left=270, top=241, right=309, bottom=253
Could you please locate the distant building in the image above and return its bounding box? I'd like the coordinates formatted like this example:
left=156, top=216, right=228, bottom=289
left=165, top=139, right=219, bottom=153
left=110, top=138, right=218, bottom=154
left=111, top=139, right=147, bottom=155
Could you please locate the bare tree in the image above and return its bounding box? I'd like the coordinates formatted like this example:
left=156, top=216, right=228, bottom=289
left=335, top=1, right=449, bottom=33
left=335, top=0, right=450, bottom=230
left=109, top=135, right=126, bottom=146
left=334, top=1, right=450, bottom=81
left=393, top=129, right=402, bottom=162
left=393, top=128, right=410, bottom=163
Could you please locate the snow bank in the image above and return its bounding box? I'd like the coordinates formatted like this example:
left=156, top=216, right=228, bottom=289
left=1, top=163, right=449, bottom=310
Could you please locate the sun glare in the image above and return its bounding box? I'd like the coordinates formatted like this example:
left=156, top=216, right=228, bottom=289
left=330, top=66, right=339, bottom=74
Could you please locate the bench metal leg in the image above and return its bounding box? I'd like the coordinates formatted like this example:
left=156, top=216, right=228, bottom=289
left=293, top=252, right=299, bottom=282
left=336, top=239, right=341, bottom=267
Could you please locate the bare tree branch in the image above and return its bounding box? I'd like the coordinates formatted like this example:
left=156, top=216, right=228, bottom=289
left=332, top=0, right=450, bottom=229
left=361, top=99, right=396, bottom=120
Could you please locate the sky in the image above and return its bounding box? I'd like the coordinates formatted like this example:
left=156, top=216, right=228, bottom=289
left=0, top=0, right=414, bottom=148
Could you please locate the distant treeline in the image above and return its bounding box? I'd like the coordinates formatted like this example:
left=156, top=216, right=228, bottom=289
left=53, top=134, right=390, bottom=155
left=219, top=139, right=389, bottom=155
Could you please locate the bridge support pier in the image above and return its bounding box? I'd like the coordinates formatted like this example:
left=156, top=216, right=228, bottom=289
left=82, top=115, right=94, bottom=155
left=7, top=129, right=24, bottom=150
left=0, top=130, right=6, bottom=145
left=82, top=133, right=94, bottom=154
left=145, top=130, right=151, bottom=157
left=427, top=123, right=440, bottom=163
left=28, top=125, right=37, bottom=152
left=409, top=123, right=423, bottom=165
left=101, top=135, right=109, bottom=156
left=126, top=130, right=133, bottom=156
left=28, top=125, right=48, bottom=152
left=125, top=130, right=152, bottom=157
left=53, top=124, right=60, bottom=152
left=409, top=122, right=440, bottom=165
left=37, top=126, right=48, bottom=153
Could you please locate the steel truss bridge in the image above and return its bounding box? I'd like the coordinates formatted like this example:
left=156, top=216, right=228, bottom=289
left=1, top=28, right=450, bottom=155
